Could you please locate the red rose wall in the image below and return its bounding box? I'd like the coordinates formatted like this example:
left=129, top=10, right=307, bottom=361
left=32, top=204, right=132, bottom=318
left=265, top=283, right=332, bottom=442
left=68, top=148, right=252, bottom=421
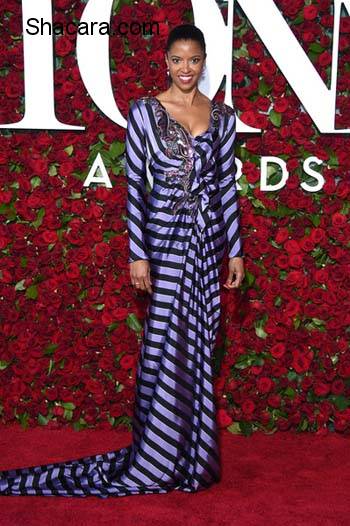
left=0, top=0, right=350, bottom=436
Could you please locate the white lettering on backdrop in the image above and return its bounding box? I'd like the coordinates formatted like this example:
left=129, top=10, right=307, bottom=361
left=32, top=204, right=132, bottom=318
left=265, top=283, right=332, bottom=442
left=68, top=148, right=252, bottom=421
left=0, top=0, right=349, bottom=134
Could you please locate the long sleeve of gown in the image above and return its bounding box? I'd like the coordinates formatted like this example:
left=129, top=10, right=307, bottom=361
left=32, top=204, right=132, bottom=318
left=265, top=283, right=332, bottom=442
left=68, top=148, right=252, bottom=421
left=125, top=100, right=149, bottom=263
left=217, top=106, right=244, bottom=258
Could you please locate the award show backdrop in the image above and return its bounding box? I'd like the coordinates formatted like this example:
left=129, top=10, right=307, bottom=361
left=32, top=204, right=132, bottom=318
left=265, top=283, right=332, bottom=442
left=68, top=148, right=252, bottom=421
left=0, top=0, right=350, bottom=436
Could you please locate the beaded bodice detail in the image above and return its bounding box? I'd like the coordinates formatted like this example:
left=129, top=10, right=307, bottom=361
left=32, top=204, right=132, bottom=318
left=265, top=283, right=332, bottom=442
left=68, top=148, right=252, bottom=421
left=139, top=95, right=231, bottom=226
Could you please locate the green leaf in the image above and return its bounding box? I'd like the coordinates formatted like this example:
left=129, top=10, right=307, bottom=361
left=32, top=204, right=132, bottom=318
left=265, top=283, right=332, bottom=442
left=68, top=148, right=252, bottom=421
left=0, top=201, right=16, bottom=220
left=255, top=326, right=268, bottom=339
left=112, top=0, right=121, bottom=15
left=0, top=203, right=8, bottom=215
left=244, top=270, right=255, bottom=287
left=328, top=150, right=339, bottom=168
left=63, top=409, right=73, bottom=420
left=310, top=214, right=321, bottom=227
left=329, top=395, right=350, bottom=411
left=73, top=418, right=88, bottom=431
left=55, top=56, right=63, bottom=69
left=49, top=164, right=57, bottom=176
left=311, top=318, right=325, bottom=326
left=258, top=78, right=272, bottom=96
left=237, top=177, right=250, bottom=196
left=270, top=243, right=282, bottom=250
left=330, top=354, right=339, bottom=365
left=61, top=402, right=76, bottom=410
left=234, top=352, right=261, bottom=369
left=18, top=412, right=29, bottom=429
left=293, top=13, right=304, bottom=24
left=109, top=141, right=125, bottom=159
left=299, top=417, right=309, bottom=431
left=98, top=133, right=107, bottom=144
left=115, top=382, right=124, bottom=393
left=269, top=109, right=282, bottom=127
left=293, top=316, right=301, bottom=329
left=64, top=145, right=74, bottom=156
left=0, top=360, right=10, bottom=370
left=341, top=201, right=350, bottom=215
left=31, top=176, right=41, bottom=188
left=25, top=284, right=38, bottom=299
left=284, top=386, right=296, bottom=399
left=227, top=422, right=242, bottom=434
left=108, top=415, right=132, bottom=429
left=309, top=43, right=324, bottom=54
left=234, top=354, right=251, bottom=369
left=233, top=42, right=248, bottom=58
left=48, top=358, right=54, bottom=375
left=251, top=198, right=266, bottom=209
left=32, top=207, right=45, bottom=229
left=38, top=413, right=49, bottom=425
left=43, top=343, right=58, bottom=356
left=126, top=313, right=143, bottom=333
left=239, top=420, right=254, bottom=437
left=274, top=295, right=282, bottom=307
left=308, top=51, right=319, bottom=63
left=15, top=279, right=26, bottom=291
left=265, top=205, right=295, bottom=217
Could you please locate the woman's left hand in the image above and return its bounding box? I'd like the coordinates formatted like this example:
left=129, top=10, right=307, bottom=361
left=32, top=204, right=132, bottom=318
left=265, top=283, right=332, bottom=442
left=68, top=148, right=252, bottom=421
left=223, top=257, right=245, bottom=289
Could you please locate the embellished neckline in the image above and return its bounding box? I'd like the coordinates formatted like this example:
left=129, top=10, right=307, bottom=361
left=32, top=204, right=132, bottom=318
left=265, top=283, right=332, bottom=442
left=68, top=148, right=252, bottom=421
left=150, top=96, right=217, bottom=141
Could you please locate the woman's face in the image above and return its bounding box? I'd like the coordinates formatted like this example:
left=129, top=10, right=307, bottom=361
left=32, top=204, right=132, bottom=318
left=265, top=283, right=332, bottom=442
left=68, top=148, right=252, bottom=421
left=165, top=39, right=205, bottom=91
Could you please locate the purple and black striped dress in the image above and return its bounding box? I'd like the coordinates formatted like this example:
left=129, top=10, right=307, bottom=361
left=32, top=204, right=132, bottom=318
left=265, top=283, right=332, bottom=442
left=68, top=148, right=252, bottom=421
left=0, top=96, right=243, bottom=498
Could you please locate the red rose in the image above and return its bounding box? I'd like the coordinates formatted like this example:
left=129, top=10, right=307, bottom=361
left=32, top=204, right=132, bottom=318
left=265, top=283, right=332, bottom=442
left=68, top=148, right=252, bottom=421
left=55, top=0, right=72, bottom=8
left=0, top=190, right=12, bottom=203
left=56, top=36, right=73, bottom=57
left=314, top=381, right=330, bottom=396
left=302, top=31, right=316, bottom=43
left=291, top=349, right=314, bottom=373
left=267, top=394, right=281, bottom=408
left=331, top=212, right=347, bottom=227
left=242, top=399, right=255, bottom=414
left=260, top=58, right=277, bottom=76
left=300, top=237, right=315, bottom=254
left=217, top=408, right=232, bottom=428
left=29, top=156, right=49, bottom=175
left=53, top=406, right=64, bottom=417
left=257, top=377, right=273, bottom=394
left=119, top=354, right=136, bottom=370
left=274, top=97, right=289, bottom=113
left=66, top=262, right=81, bottom=279
left=331, top=379, right=345, bottom=395
left=319, top=51, right=332, bottom=66
left=284, top=239, right=301, bottom=255
left=247, top=42, right=264, bottom=59
left=285, top=300, right=301, bottom=317
left=304, top=5, right=318, bottom=20
left=4, top=75, right=23, bottom=98
left=42, top=230, right=58, bottom=244
left=270, top=343, right=286, bottom=359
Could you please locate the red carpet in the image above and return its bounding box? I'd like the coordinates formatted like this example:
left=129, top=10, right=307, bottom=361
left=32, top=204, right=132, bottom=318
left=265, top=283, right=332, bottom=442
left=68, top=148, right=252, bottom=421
left=0, top=424, right=349, bottom=526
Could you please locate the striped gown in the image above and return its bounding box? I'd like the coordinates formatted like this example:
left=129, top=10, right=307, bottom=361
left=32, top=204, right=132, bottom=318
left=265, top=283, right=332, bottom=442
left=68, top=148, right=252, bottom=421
left=0, top=96, right=243, bottom=498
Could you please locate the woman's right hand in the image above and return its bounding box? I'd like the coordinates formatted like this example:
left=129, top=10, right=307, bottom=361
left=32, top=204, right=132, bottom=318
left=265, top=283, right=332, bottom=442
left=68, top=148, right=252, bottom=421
left=129, top=260, right=153, bottom=295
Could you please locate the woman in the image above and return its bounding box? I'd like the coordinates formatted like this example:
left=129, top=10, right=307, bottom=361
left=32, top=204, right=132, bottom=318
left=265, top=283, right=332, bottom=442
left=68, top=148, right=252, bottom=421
left=0, top=23, right=244, bottom=498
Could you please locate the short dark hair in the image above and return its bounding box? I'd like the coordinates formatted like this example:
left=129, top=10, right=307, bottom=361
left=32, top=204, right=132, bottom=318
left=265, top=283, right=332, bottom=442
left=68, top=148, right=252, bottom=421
left=165, top=24, right=206, bottom=57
